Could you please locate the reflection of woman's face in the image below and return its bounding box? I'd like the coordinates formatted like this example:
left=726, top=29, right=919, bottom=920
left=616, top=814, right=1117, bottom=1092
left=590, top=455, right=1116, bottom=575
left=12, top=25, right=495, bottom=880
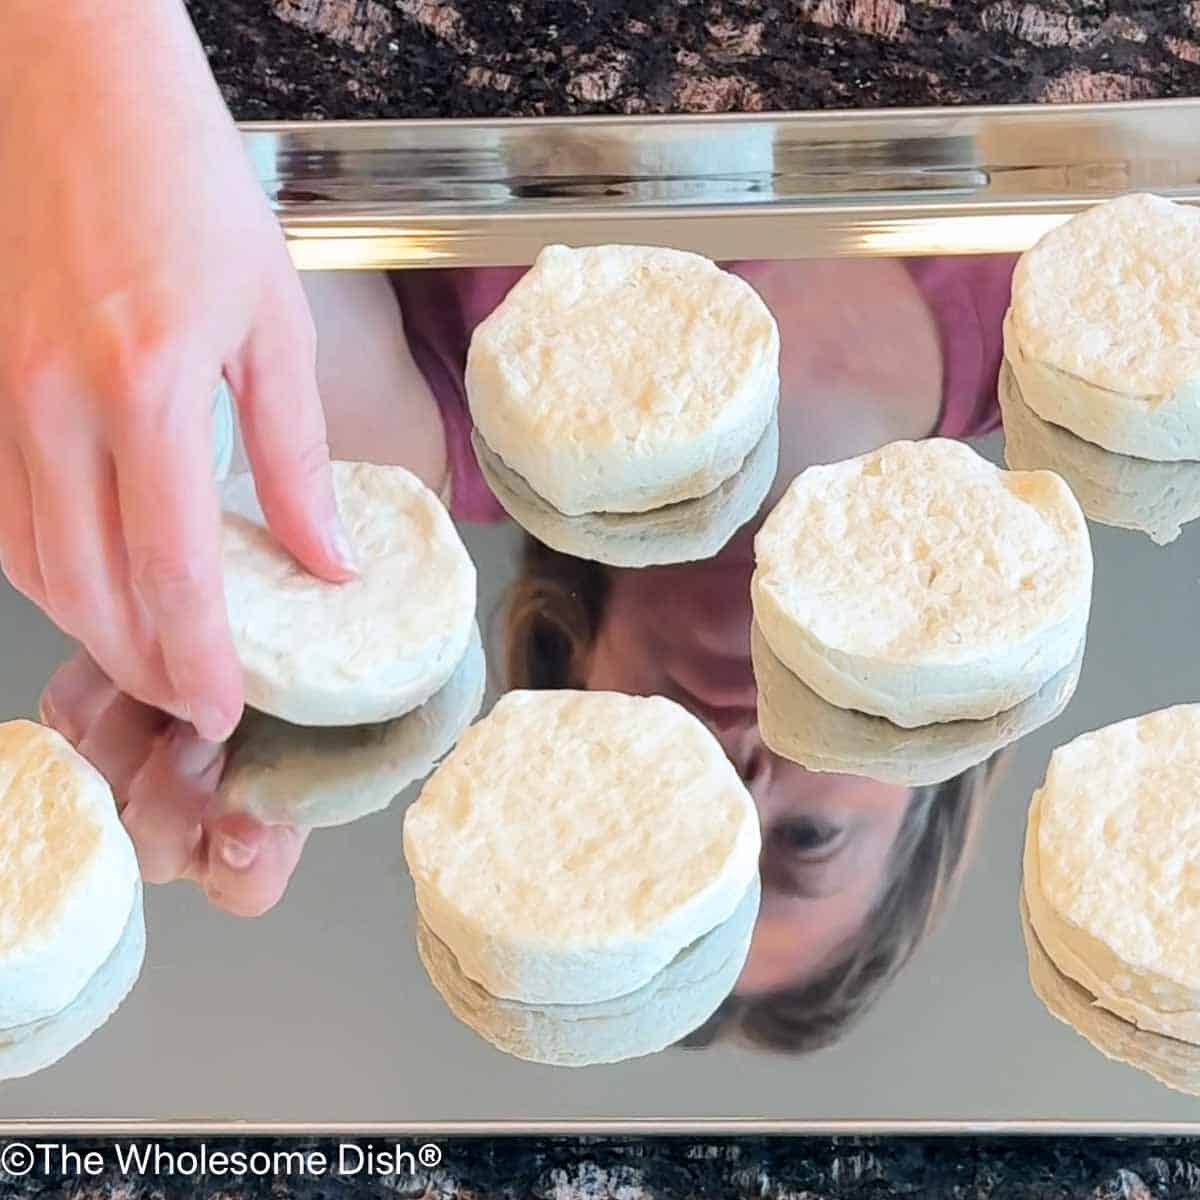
left=584, top=553, right=911, bottom=995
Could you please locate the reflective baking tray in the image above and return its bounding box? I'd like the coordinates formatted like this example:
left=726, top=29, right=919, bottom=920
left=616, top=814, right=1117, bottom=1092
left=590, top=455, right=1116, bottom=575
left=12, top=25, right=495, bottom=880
left=3, top=102, right=1200, bottom=1134
left=249, top=99, right=1200, bottom=268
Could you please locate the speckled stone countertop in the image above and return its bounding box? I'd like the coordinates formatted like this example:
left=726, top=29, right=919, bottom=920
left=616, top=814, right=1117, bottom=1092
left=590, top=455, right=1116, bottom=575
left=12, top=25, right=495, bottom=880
left=5, top=1136, right=1200, bottom=1199
left=185, top=0, right=1200, bottom=120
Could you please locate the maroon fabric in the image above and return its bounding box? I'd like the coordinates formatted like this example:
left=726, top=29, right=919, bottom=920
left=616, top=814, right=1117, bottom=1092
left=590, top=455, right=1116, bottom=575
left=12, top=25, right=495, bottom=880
left=392, top=254, right=1018, bottom=524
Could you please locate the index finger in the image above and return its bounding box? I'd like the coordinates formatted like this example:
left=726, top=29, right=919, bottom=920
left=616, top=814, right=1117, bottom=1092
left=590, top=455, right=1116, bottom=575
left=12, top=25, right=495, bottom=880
left=113, top=368, right=243, bottom=742
left=229, top=272, right=358, bottom=583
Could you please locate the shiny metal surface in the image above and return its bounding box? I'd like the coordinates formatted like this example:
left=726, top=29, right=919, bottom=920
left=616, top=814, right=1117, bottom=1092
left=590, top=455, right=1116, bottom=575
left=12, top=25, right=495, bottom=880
left=247, top=100, right=1200, bottom=268
left=2, top=432, right=1199, bottom=1124
left=6, top=109, right=1200, bottom=1125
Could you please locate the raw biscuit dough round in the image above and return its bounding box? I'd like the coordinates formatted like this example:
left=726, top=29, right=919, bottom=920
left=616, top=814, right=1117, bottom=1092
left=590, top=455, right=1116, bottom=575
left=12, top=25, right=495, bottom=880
left=1023, top=704, right=1200, bottom=1044
left=751, top=621, right=1083, bottom=787
left=220, top=624, right=485, bottom=828
left=1005, top=193, right=1200, bottom=462
left=0, top=721, right=140, bottom=1028
left=472, top=417, right=778, bottom=567
left=751, top=439, right=1093, bottom=728
left=1000, top=359, right=1200, bottom=546
left=403, top=690, right=761, bottom=1004
left=466, top=244, right=780, bottom=516
left=1020, top=890, right=1200, bottom=1100
left=417, top=879, right=759, bottom=1067
left=222, top=462, right=476, bottom=727
left=0, top=888, right=145, bottom=1082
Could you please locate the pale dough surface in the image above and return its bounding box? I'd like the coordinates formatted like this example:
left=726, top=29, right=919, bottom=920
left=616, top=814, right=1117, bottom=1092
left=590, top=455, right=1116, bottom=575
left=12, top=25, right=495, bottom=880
left=1025, top=705, right=1200, bottom=1043
left=220, top=625, right=485, bottom=829
left=752, top=621, right=1082, bottom=787
left=472, top=416, right=778, bottom=567
left=403, top=690, right=761, bottom=1004
left=1000, top=358, right=1200, bottom=545
left=0, top=888, right=144, bottom=1082
left=417, top=879, right=759, bottom=1067
left=752, top=439, right=1093, bottom=727
left=1006, top=194, right=1200, bottom=461
left=1021, top=891, right=1200, bottom=1099
left=466, top=244, right=779, bottom=515
left=222, top=462, right=476, bottom=727
left=0, top=721, right=139, bottom=1028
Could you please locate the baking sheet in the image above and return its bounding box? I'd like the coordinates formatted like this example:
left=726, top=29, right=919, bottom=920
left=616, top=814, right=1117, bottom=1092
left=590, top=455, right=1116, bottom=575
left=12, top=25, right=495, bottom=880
left=5, top=104, right=1200, bottom=1124
left=1, top=426, right=1197, bottom=1123
left=253, top=101, right=1200, bottom=268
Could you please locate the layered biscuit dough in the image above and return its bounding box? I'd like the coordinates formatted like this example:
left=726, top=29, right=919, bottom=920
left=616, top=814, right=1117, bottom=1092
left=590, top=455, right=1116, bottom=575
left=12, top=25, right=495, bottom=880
left=1023, top=705, right=1200, bottom=1044
left=752, top=439, right=1093, bottom=728
left=417, top=879, right=759, bottom=1067
left=0, top=887, right=145, bottom=1082
left=466, top=244, right=780, bottom=517
left=220, top=624, right=485, bottom=829
left=403, top=690, right=761, bottom=1005
left=222, top=462, right=476, bottom=727
left=1005, top=194, right=1200, bottom=463
left=0, top=721, right=141, bottom=1029
left=1020, top=891, right=1200, bottom=1099
left=1000, top=360, right=1200, bottom=546
left=472, top=417, right=778, bottom=567
left=752, top=621, right=1083, bottom=787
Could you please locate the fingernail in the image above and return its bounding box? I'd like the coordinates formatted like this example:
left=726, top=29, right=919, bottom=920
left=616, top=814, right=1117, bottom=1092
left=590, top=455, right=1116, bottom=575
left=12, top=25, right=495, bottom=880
left=217, top=833, right=258, bottom=871
left=328, top=521, right=360, bottom=574
left=188, top=702, right=237, bottom=743
left=170, top=730, right=224, bottom=780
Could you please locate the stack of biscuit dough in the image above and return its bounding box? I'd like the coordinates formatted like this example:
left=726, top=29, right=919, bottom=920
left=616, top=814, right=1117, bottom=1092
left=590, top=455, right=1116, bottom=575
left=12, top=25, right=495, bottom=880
left=750, top=439, right=1092, bottom=786
left=1023, top=705, right=1200, bottom=1048
left=1020, top=890, right=1200, bottom=1098
left=1002, top=193, right=1200, bottom=545
left=218, top=461, right=484, bottom=828
left=467, top=244, right=781, bottom=568
left=403, top=690, right=762, bottom=1065
left=0, top=721, right=145, bottom=1079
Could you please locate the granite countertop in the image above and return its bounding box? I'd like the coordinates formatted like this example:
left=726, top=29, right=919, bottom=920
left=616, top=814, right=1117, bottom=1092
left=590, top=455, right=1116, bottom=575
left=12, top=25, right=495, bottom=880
left=185, top=0, right=1200, bottom=120
left=6, top=1135, right=1200, bottom=1199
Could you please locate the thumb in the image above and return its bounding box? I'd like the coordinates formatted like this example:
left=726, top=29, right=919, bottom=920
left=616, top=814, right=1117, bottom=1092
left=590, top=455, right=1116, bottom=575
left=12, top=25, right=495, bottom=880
left=226, top=274, right=358, bottom=581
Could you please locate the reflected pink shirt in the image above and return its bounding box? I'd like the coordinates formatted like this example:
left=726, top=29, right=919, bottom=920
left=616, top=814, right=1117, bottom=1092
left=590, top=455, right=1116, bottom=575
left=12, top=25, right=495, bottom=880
left=392, top=255, right=1016, bottom=524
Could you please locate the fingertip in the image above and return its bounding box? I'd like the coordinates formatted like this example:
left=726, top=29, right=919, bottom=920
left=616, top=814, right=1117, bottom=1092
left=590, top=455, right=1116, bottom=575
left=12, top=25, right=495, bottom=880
left=324, top=517, right=361, bottom=578
left=204, top=817, right=307, bottom=918
left=164, top=723, right=227, bottom=784
left=40, top=651, right=116, bottom=745
left=189, top=700, right=242, bottom=744
left=209, top=812, right=269, bottom=871
left=184, top=647, right=244, bottom=743
left=267, top=487, right=360, bottom=584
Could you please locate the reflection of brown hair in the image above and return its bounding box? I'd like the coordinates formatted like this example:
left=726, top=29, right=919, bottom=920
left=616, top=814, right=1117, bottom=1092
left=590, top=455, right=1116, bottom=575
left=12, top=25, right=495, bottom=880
left=683, top=760, right=989, bottom=1052
left=503, top=538, right=612, bottom=691
left=503, top=535, right=992, bottom=1054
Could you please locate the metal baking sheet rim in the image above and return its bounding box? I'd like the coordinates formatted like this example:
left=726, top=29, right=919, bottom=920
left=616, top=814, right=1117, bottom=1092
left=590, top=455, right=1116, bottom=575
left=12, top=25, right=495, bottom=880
left=243, top=98, right=1200, bottom=268
left=2, top=1119, right=1200, bottom=1136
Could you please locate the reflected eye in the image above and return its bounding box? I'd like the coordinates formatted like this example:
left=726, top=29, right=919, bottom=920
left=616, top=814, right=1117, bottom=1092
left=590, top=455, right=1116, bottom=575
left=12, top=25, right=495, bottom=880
left=760, top=818, right=850, bottom=899
left=770, top=818, right=845, bottom=858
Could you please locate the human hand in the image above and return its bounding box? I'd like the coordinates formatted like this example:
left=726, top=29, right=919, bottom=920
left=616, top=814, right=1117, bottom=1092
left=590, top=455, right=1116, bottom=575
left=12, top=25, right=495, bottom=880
left=0, top=1, right=356, bottom=743
left=41, top=650, right=308, bottom=918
